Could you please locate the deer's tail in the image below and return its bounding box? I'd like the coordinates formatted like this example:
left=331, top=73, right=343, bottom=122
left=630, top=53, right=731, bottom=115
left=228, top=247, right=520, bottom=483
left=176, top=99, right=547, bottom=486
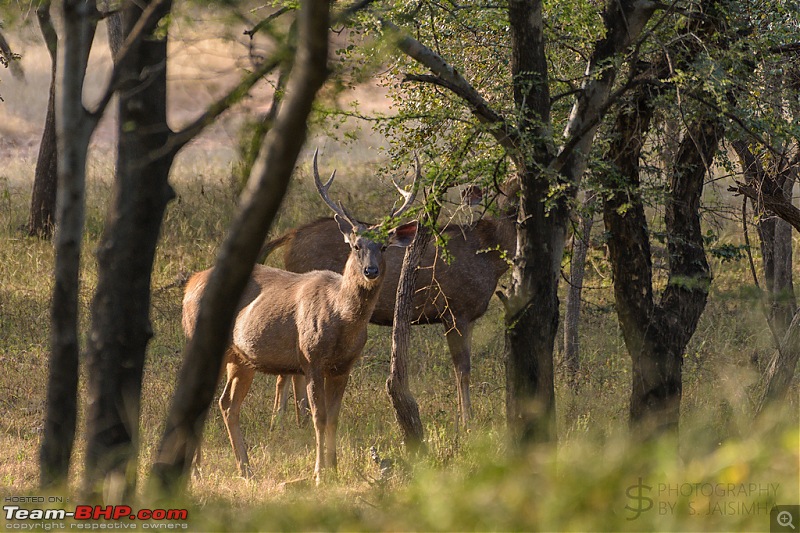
left=258, top=231, right=295, bottom=264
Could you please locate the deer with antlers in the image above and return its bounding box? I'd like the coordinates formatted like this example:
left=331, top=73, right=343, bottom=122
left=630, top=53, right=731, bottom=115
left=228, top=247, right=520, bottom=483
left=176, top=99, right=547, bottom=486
left=265, top=176, right=518, bottom=426
left=182, top=151, right=418, bottom=482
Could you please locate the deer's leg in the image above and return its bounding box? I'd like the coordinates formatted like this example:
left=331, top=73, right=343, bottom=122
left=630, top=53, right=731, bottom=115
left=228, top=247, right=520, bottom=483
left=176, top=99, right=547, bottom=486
left=323, top=372, right=350, bottom=470
left=292, top=374, right=309, bottom=427
left=196, top=350, right=229, bottom=476
left=219, top=360, right=255, bottom=478
left=445, top=319, right=474, bottom=425
left=269, top=375, right=291, bottom=431
left=305, top=367, right=327, bottom=484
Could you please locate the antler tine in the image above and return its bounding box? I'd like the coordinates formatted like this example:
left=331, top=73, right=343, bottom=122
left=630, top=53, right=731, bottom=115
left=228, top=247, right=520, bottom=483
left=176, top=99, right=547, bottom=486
left=313, top=149, right=351, bottom=222
left=390, top=152, right=420, bottom=219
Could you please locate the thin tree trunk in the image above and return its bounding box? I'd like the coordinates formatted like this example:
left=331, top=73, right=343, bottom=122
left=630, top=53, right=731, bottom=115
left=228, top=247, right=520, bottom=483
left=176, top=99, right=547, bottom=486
left=758, top=311, right=800, bottom=412
left=28, top=1, right=58, bottom=239
left=564, top=192, right=595, bottom=387
left=150, top=0, right=331, bottom=494
left=0, top=29, right=24, bottom=80
left=82, top=0, right=175, bottom=502
left=40, top=0, right=98, bottom=490
left=387, top=195, right=437, bottom=455
left=732, top=141, right=797, bottom=349
left=103, top=2, right=124, bottom=58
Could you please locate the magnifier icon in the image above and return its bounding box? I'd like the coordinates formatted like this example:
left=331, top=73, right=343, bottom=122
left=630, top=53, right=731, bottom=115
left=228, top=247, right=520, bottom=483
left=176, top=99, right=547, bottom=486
left=778, top=510, right=796, bottom=530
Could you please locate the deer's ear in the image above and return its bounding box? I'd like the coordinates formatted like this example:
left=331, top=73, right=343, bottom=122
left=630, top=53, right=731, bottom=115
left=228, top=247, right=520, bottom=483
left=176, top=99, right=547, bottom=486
left=387, top=221, right=418, bottom=248
left=334, top=214, right=354, bottom=244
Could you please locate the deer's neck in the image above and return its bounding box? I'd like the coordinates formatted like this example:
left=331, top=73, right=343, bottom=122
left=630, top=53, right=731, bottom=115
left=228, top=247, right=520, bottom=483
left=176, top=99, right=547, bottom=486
left=494, top=176, right=520, bottom=257
left=338, top=255, right=383, bottom=322
left=494, top=214, right=517, bottom=257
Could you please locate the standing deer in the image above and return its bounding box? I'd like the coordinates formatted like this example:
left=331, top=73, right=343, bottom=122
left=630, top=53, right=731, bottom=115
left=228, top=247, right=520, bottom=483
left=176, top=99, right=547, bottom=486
left=265, top=179, right=518, bottom=425
left=182, top=151, right=418, bottom=482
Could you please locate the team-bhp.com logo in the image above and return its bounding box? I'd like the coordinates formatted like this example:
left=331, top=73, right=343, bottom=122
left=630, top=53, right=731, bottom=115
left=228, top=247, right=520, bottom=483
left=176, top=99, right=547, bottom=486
left=4, top=504, right=189, bottom=529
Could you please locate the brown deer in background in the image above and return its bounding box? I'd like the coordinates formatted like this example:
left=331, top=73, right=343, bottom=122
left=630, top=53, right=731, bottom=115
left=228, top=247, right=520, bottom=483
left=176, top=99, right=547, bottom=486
left=182, top=151, right=418, bottom=482
left=265, top=178, right=518, bottom=426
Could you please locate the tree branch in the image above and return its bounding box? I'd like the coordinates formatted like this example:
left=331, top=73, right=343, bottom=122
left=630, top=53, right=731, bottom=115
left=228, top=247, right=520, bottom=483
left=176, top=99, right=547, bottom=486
left=36, top=1, right=58, bottom=66
left=0, top=28, right=24, bottom=80
left=150, top=0, right=333, bottom=493
left=88, top=0, right=170, bottom=120
left=381, top=19, right=518, bottom=152
left=731, top=183, right=800, bottom=234
left=150, top=55, right=283, bottom=162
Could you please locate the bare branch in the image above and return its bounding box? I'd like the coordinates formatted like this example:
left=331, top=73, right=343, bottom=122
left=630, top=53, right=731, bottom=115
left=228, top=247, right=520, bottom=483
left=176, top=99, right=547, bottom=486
left=731, top=182, right=800, bottom=234
left=149, top=55, right=282, bottom=162
left=151, top=0, right=333, bottom=491
left=36, top=1, right=58, bottom=65
left=769, top=42, right=800, bottom=55
left=244, top=6, right=293, bottom=38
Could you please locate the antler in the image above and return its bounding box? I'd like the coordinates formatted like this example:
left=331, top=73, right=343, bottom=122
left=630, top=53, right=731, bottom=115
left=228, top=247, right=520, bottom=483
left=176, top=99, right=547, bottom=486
left=313, top=149, right=356, bottom=223
left=390, top=152, right=420, bottom=218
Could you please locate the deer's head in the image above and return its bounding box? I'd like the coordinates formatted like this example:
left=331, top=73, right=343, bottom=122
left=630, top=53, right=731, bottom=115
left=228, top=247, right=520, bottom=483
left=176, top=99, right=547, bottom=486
left=313, top=150, right=418, bottom=282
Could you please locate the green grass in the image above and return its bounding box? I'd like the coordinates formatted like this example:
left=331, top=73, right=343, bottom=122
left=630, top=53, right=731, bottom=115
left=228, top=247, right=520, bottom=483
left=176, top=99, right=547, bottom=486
left=0, top=138, right=797, bottom=531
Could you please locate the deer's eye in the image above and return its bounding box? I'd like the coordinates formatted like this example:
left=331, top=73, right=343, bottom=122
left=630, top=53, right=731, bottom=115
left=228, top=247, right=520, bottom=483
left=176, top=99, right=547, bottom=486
left=354, top=244, right=360, bottom=251
left=381, top=245, right=387, bottom=252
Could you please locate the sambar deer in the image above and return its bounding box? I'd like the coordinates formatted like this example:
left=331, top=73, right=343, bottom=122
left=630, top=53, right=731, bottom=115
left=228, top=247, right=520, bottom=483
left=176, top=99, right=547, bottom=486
left=265, top=179, right=518, bottom=425
left=182, top=151, right=418, bottom=482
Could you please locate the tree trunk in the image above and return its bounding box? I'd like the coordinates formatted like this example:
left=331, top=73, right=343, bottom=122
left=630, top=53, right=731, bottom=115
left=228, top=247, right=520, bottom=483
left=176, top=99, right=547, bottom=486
left=564, top=192, right=596, bottom=387
left=28, top=1, right=58, bottom=239
left=732, top=138, right=799, bottom=412
left=602, top=86, right=719, bottom=437
left=502, top=171, right=564, bottom=442
left=387, top=199, right=437, bottom=455
left=104, top=4, right=124, bottom=58
left=733, top=141, right=797, bottom=337
left=0, top=29, right=24, bottom=80
left=82, top=0, right=175, bottom=501
left=771, top=178, right=796, bottom=333
left=758, top=309, right=800, bottom=412
left=40, top=0, right=98, bottom=490
left=151, top=0, right=331, bottom=494
left=503, top=0, right=656, bottom=444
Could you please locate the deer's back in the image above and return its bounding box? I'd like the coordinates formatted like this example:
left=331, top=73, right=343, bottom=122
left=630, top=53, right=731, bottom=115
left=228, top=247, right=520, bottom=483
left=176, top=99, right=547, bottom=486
left=183, top=265, right=355, bottom=374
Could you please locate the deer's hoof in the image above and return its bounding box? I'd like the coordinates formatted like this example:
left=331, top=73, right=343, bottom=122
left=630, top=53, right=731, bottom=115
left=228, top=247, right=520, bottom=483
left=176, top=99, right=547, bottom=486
left=238, top=465, right=254, bottom=480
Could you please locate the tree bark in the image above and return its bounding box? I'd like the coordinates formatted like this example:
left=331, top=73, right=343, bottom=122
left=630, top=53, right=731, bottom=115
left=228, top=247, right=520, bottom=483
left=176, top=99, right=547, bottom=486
left=758, top=311, right=800, bottom=412
left=150, top=0, right=331, bottom=494
left=0, top=29, right=24, bottom=80
left=28, top=1, right=59, bottom=239
left=564, top=192, right=596, bottom=387
left=601, top=84, right=719, bottom=437
left=82, top=0, right=175, bottom=501
left=387, top=197, right=437, bottom=455
left=732, top=136, right=799, bottom=413
left=40, top=0, right=98, bottom=490
left=732, top=140, right=797, bottom=337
